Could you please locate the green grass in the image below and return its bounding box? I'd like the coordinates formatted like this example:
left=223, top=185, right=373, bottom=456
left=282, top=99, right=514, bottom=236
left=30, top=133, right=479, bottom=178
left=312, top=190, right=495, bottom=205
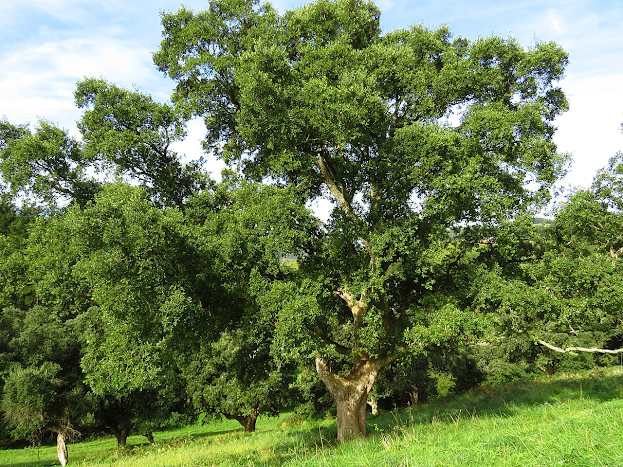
left=3, top=367, right=623, bottom=466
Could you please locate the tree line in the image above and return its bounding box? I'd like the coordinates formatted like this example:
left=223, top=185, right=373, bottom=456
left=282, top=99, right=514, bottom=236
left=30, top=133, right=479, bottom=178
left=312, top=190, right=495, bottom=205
left=2, top=0, right=623, bottom=464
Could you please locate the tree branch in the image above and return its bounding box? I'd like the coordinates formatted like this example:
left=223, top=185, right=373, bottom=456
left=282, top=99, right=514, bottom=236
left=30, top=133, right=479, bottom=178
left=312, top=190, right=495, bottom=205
left=536, top=339, right=623, bottom=355
left=316, top=153, right=372, bottom=256
left=338, top=288, right=368, bottom=329
left=609, top=243, right=623, bottom=265
left=317, top=328, right=352, bottom=356
left=316, top=154, right=356, bottom=221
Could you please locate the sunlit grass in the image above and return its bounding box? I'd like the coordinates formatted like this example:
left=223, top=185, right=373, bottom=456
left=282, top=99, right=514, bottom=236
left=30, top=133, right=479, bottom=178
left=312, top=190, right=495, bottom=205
left=3, top=367, right=623, bottom=466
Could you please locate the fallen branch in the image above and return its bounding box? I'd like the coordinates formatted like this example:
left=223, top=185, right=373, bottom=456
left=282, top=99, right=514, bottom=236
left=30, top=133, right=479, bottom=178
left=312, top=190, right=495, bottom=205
left=536, top=339, right=623, bottom=355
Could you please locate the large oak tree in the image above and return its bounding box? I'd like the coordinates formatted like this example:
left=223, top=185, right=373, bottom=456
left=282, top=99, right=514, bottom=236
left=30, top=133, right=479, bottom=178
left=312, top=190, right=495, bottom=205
left=154, top=0, right=569, bottom=442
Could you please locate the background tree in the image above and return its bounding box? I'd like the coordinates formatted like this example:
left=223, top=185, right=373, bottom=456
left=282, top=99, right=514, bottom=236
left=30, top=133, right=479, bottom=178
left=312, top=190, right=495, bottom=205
left=2, top=362, right=82, bottom=466
left=155, top=0, right=569, bottom=442
left=0, top=183, right=194, bottom=449
left=592, top=124, right=623, bottom=213
left=63, top=183, right=199, bottom=445
left=75, top=78, right=209, bottom=209
left=0, top=203, right=92, bottom=457
left=472, top=122, right=623, bottom=375
left=0, top=119, right=100, bottom=208
left=184, top=328, right=290, bottom=432
left=182, top=177, right=319, bottom=431
left=472, top=188, right=623, bottom=379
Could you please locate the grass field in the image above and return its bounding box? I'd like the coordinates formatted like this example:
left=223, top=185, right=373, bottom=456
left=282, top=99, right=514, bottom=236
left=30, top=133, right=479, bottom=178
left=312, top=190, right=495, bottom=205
left=3, top=367, right=623, bottom=466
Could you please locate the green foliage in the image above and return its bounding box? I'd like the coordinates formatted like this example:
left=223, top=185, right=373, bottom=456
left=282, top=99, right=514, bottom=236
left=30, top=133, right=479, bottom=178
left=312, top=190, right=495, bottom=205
left=182, top=179, right=319, bottom=425
left=1, top=361, right=87, bottom=441
left=2, top=362, right=62, bottom=438
left=185, top=328, right=290, bottom=425
left=75, top=78, right=209, bottom=208
left=155, top=0, right=569, bottom=369
left=472, top=181, right=623, bottom=380
left=6, top=0, right=618, bottom=449
left=0, top=118, right=100, bottom=207
left=154, top=1, right=570, bottom=440
left=51, top=183, right=202, bottom=430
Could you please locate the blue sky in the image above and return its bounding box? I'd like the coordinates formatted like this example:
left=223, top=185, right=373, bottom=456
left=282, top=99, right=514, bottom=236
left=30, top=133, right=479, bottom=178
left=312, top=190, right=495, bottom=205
left=1, top=0, right=622, bottom=192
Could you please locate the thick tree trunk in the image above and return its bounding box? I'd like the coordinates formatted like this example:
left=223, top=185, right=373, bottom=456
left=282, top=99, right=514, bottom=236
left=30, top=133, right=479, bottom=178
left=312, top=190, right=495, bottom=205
left=316, top=355, right=394, bottom=443
left=144, top=432, right=155, bottom=444
left=242, top=415, right=258, bottom=432
left=223, top=411, right=259, bottom=432
left=113, top=428, right=130, bottom=447
left=56, top=431, right=68, bottom=467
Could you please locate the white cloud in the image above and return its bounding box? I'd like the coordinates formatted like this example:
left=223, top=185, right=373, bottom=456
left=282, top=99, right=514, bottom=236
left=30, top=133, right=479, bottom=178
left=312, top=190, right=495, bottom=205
left=2, top=0, right=622, bottom=197
left=0, top=35, right=161, bottom=130
left=555, top=74, right=623, bottom=189
left=545, top=8, right=565, bottom=34
left=170, top=119, right=227, bottom=182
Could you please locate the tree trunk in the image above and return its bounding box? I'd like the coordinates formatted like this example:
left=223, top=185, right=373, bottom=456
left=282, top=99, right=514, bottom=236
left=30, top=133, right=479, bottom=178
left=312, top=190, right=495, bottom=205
left=409, top=386, right=419, bottom=407
left=242, top=415, right=258, bottom=432
left=144, top=432, right=154, bottom=444
left=316, top=355, right=394, bottom=443
left=223, top=411, right=259, bottom=432
left=367, top=397, right=379, bottom=416
left=113, top=428, right=130, bottom=447
left=56, top=431, right=68, bottom=467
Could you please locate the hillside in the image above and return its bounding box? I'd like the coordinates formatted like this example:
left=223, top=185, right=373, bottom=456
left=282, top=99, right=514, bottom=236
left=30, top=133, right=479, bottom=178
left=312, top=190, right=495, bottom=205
left=3, top=367, right=623, bottom=466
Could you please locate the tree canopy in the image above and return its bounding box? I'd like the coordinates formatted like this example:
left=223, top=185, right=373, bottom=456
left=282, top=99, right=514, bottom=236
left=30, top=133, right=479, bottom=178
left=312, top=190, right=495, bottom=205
left=154, top=0, right=570, bottom=442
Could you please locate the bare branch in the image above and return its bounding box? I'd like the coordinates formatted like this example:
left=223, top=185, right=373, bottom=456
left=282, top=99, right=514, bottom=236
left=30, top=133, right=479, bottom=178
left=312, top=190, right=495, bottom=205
left=536, top=339, right=623, bottom=355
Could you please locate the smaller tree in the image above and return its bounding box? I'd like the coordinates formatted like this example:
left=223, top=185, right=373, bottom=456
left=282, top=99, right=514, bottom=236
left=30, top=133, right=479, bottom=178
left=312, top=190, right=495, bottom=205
left=473, top=191, right=623, bottom=377
left=185, top=327, right=292, bottom=432
left=65, top=184, right=200, bottom=445
left=2, top=362, right=83, bottom=466
left=182, top=178, right=319, bottom=431
left=81, top=306, right=188, bottom=446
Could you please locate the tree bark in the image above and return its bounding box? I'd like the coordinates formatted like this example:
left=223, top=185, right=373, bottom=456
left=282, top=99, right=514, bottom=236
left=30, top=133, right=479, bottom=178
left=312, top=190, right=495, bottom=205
left=56, top=431, right=68, bottom=467
left=112, top=428, right=130, bottom=447
left=223, top=411, right=259, bottom=432
left=316, top=355, right=395, bottom=443
left=409, top=386, right=419, bottom=407
left=367, top=397, right=379, bottom=416
left=242, top=415, right=258, bottom=432
left=144, top=432, right=154, bottom=444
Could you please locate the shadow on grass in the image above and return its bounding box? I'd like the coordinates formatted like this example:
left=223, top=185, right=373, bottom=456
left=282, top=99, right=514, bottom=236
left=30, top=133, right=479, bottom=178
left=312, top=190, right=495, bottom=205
left=371, top=367, right=623, bottom=431
left=1, top=428, right=243, bottom=467
left=3, top=456, right=59, bottom=467
left=130, top=369, right=623, bottom=465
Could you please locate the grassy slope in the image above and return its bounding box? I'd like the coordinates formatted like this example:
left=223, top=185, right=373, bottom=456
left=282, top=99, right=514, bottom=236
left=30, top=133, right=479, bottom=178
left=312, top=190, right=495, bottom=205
left=3, top=367, right=623, bottom=466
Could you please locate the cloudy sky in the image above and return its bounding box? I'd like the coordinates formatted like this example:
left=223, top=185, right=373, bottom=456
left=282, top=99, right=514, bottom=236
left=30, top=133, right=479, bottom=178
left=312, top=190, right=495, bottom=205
left=1, top=0, right=622, bottom=191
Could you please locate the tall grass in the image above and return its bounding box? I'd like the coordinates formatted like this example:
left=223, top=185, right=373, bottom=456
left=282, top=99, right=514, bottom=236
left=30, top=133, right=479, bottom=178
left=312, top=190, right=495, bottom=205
left=3, top=367, right=623, bottom=466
